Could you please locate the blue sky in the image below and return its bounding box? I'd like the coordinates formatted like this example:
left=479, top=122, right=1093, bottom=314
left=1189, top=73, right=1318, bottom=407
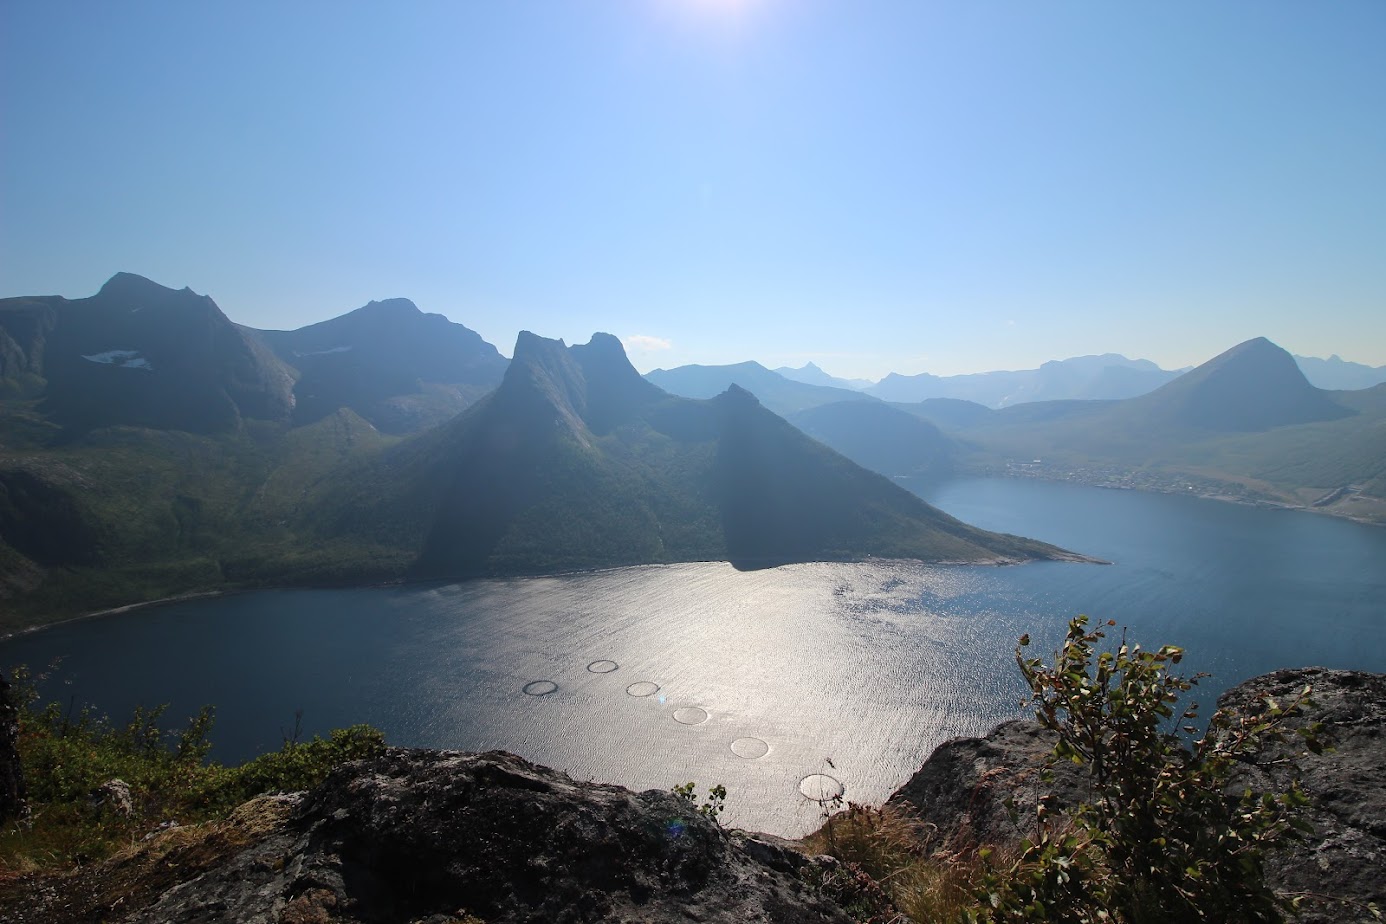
left=3, top=1, right=1383, bottom=378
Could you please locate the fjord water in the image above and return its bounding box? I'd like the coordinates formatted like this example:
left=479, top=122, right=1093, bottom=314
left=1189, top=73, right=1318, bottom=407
left=3, top=478, right=1384, bottom=837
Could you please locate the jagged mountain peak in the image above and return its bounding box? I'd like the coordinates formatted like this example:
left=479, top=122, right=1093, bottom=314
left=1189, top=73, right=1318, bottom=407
left=500, top=331, right=665, bottom=436
left=569, top=333, right=639, bottom=372
left=511, top=329, right=566, bottom=360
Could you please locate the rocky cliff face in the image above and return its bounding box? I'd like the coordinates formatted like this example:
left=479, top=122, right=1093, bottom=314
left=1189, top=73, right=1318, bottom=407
left=1219, top=668, right=1386, bottom=923
left=887, top=668, right=1386, bottom=922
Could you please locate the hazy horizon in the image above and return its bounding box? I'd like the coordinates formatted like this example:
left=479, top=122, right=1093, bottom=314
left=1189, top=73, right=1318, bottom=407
left=3, top=1, right=1383, bottom=378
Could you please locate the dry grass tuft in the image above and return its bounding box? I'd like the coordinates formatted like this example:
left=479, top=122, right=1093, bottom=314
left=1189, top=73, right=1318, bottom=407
left=803, top=802, right=1005, bottom=922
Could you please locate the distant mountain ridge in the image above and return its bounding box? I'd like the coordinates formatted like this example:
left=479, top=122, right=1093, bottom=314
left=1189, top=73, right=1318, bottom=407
left=254, top=296, right=507, bottom=433
left=866, top=354, right=1184, bottom=407
left=773, top=361, right=872, bottom=391
left=644, top=361, right=866, bottom=415
left=893, top=337, right=1386, bottom=521
left=0, top=273, right=510, bottom=438
left=1294, top=354, right=1386, bottom=391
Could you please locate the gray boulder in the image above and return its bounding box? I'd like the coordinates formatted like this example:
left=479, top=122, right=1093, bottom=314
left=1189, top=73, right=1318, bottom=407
left=885, top=719, right=1087, bottom=847
left=1219, top=668, right=1386, bottom=924
left=128, top=749, right=853, bottom=924
left=90, top=778, right=134, bottom=818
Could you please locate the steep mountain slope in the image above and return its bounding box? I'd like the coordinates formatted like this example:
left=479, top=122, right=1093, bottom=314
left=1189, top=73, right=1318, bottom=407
left=255, top=299, right=507, bottom=433
left=321, top=332, right=1082, bottom=579
left=1122, top=337, right=1350, bottom=433
left=0, top=273, right=296, bottom=434
left=788, top=400, right=956, bottom=479
left=644, top=361, right=867, bottom=415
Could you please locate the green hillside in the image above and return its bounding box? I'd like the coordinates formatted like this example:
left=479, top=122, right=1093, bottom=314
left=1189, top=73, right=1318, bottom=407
left=0, top=291, right=1087, bottom=631
left=923, top=339, right=1386, bottom=521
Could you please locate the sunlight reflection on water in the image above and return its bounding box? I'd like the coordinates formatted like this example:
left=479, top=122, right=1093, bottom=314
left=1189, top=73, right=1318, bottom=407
left=367, top=561, right=1037, bottom=836
left=5, top=478, right=1383, bottom=837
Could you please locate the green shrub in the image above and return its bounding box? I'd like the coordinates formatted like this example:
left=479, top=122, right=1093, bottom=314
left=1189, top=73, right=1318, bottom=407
left=671, top=781, right=727, bottom=822
left=1, top=665, right=384, bottom=871
left=967, top=616, right=1318, bottom=924
left=194, top=724, right=386, bottom=815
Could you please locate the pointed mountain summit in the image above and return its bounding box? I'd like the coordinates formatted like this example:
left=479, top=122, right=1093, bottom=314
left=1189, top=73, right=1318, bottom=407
left=322, top=332, right=1086, bottom=579
left=1129, top=337, right=1351, bottom=432
left=773, top=361, right=873, bottom=391
left=0, top=272, right=295, bottom=433
left=256, top=298, right=507, bottom=433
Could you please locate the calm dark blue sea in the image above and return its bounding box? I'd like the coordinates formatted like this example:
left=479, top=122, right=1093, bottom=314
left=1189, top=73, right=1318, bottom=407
left=3, top=477, right=1383, bottom=835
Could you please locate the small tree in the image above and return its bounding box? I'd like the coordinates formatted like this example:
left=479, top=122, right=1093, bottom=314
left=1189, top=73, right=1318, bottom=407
left=970, top=616, right=1316, bottom=924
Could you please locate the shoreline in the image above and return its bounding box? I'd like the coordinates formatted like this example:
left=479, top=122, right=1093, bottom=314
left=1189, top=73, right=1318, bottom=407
left=0, top=546, right=1104, bottom=640
left=975, top=465, right=1386, bottom=527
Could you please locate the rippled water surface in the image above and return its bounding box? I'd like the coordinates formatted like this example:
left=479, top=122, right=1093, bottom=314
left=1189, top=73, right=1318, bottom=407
left=4, top=478, right=1384, bottom=836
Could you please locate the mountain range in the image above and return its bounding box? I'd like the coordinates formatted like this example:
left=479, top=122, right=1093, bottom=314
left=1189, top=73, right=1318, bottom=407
left=709, top=353, right=1386, bottom=408
left=892, top=338, right=1386, bottom=520
left=864, top=354, right=1186, bottom=407
left=0, top=274, right=1079, bottom=630
left=3, top=271, right=1382, bottom=629
left=651, top=355, right=1187, bottom=413
left=1291, top=354, right=1386, bottom=391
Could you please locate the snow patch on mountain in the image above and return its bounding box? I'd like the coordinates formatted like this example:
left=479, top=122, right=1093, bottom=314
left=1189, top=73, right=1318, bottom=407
left=82, top=349, right=153, bottom=371
left=293, top=346, right=353, bottom=357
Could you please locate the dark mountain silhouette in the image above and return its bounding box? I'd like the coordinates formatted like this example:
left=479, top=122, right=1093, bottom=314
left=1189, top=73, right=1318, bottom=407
left=1125, top=337, right=1351, bottom=433
left=326, top=332, right=1082, bottom=579
left=1294, top=354, right=1386, bottom=391
left=788, top=400, right=955, bottom=479
left=255, top=298, right=507, bottom=433
left=644, top=361, right=866, bottom=415
left=0, top=273, right=295, bottom=434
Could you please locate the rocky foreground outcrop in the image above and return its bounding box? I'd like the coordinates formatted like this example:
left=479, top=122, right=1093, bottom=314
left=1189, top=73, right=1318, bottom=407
left=1222, top=668, right=1386, bottom=922
left=887, top=668, right=1386, bottom=923
left=7, top=750, right=853, bottom=924
left=4, top=669, right=1381, bottom=923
